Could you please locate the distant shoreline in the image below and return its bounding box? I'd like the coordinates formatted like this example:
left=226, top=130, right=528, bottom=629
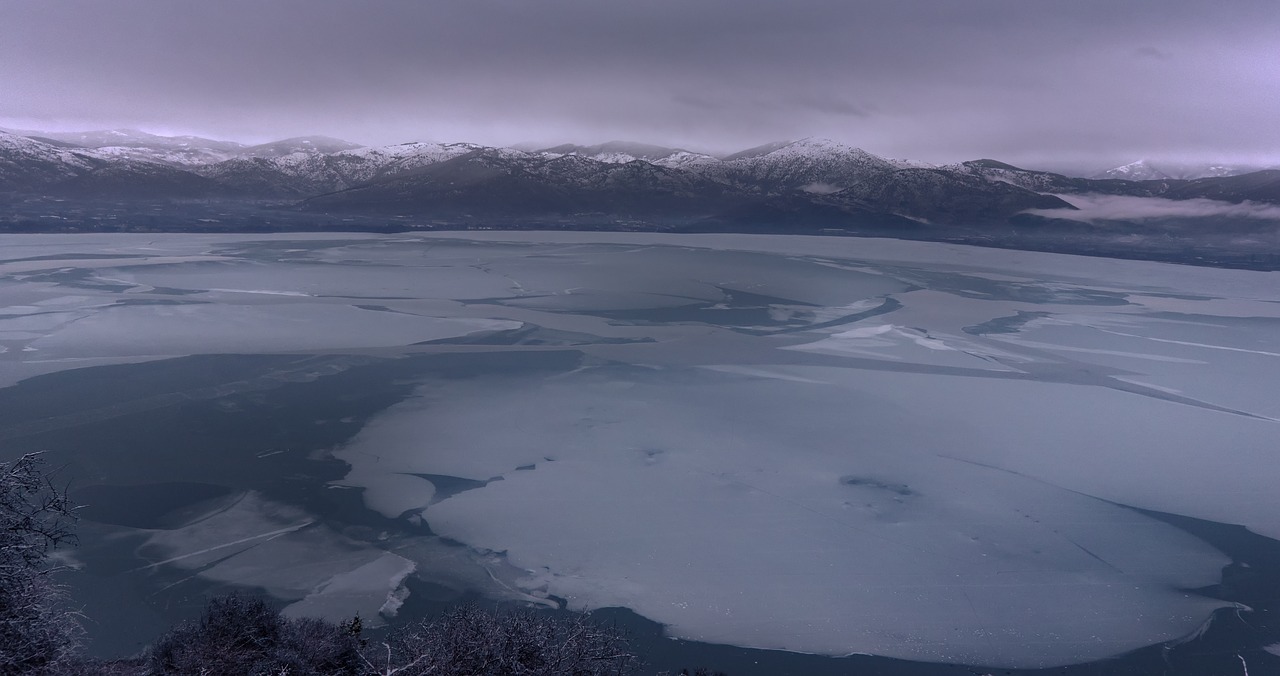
left=2, top=216, right=1278, bottom=272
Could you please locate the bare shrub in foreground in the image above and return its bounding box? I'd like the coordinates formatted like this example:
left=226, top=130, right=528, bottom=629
left=147, top=594, right=362, bottom=675
left=361, top=603, right=638, bottom=676
left=0, top=453, right=81, bottom=674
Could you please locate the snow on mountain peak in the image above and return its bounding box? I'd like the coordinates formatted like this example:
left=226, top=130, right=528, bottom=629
left=535, top=141, right=704, bottom=167
left=1094, top=160, right=1170, bottom=181
left=783, top=137, right=853, bottom=152
left=1092, top=159, right=1273, bottom=181
left=0, top=131, right=105, bottom=186
left=723, top=138, right=889, bottom=165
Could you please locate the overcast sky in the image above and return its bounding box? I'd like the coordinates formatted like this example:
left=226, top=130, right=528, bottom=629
left=1, top=0, right=1277, bottom=173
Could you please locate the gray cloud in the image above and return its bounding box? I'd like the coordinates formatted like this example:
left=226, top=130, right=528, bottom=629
left=1, top=0, right=1277, bottom=171
left=1027, top=194, right=1280, bottom=222
left=794, top=95, right=872, bottom=119
left=1133, top=46, right=1170, bottom=60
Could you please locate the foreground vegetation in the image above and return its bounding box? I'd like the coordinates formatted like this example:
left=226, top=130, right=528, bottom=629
left=150, top=595, right=637, bottom=675
left=1, top=453, right=724, bottom=675
left=0, top=454, right=81, bottom=673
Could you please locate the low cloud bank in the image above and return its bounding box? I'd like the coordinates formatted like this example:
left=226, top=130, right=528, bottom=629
left=1025, top=194, right=1280, bottom=222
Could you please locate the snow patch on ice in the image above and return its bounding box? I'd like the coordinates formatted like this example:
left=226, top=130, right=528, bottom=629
left=283, top=552, right=417, bottom=623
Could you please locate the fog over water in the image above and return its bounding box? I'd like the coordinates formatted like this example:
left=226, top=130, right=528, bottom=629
left=1, top=233, right=1278, bottom=668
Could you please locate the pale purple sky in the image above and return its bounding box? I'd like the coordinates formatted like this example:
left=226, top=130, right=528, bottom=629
left=2, top=0, right=1277, bottom=172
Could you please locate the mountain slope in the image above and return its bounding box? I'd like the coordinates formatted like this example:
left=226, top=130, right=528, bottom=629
left=0, top=131, right=101, bottom=189
left=12, top=129, right=365, bottom=167
left=51, top=160, right=225, bottom=199
left=240, top=136, right=364, bottom=158
left=539, top=141, right=687, bottom=162
left=1094, top=159, right=1274, bottom=181
left=0, top=131, right=226, bottom=198
left=301, top=147, right=739, bottom=221
left=695, top=138, right=900, bottom=193
left=298, top=142, right=1077, bottom=230
left=826, top=168, right=1075, bottom=225
left=946, top=159, right=1177, bottom=197
left=6, top=128, right=1280, bottom=252
left=195, top=141, right=483, bottom=197
left=1163, top=170, right=1280, bottom=203
left=28, top=129, right=247, bottom=166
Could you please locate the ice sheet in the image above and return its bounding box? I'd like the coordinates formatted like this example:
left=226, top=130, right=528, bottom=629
left=349, top=365, right=1232, bottom=666
left=26, top=303, right=518, bottom=357
left=4, top=232, right=1279, bottom=668
left=137, top=492, right=417, bottom=624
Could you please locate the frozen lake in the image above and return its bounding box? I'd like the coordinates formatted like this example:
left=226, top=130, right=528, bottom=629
left=1, top=232, right=1278, bottom=671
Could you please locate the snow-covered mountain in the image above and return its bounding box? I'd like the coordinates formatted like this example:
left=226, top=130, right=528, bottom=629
left=534, top=138, right=932, bottom=194
left=5, top=127, right=1280, bottom=240
left=537, top=141, right=723, bottom=173
left=339, top=141, right=485, bottom=169
left=4, top=129, right=366, bottom=167
left=25, top=128, right=240, bottom=151
left=1094, top=160, right=1173, bottom=181
left=1161, top=170, right=1280, bottom=203
left=0, top=130, right=225, bottom=197
left=239, top=136, right=364, bottom=159
left=296, top=139, right=1069, bottom=228
left=1093, top=159, right=1274, bottom=181
left=688, top=138, right=927, bottom=194
left=540, top=141, right=682, bottom=162
left=193, top=142, right=494, bottom=197
left=301, top=145, right=737, bottom=220
left=943, top=159, right=1168, bottom=197
left=21, top=128, right=248, bottom=166
left=827, top=166, right=1071, bottom=224
left=0, top=131, right=101, bottom=188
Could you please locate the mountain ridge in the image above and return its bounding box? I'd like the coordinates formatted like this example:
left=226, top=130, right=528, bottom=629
left=2, top=128, right=1279, bottom=271
left=1093, top=158, right=1279, bottom=181
left=9, top=128, right=1280, bottom=210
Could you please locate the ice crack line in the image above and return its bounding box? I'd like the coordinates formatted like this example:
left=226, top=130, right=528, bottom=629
left=1098, top=327, right=1280, bottom=358
left=129, top=520, right=314, bottom=572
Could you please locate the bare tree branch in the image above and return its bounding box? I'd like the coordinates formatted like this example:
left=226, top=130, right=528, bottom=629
left=0, top=452, right=82, bottom=673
